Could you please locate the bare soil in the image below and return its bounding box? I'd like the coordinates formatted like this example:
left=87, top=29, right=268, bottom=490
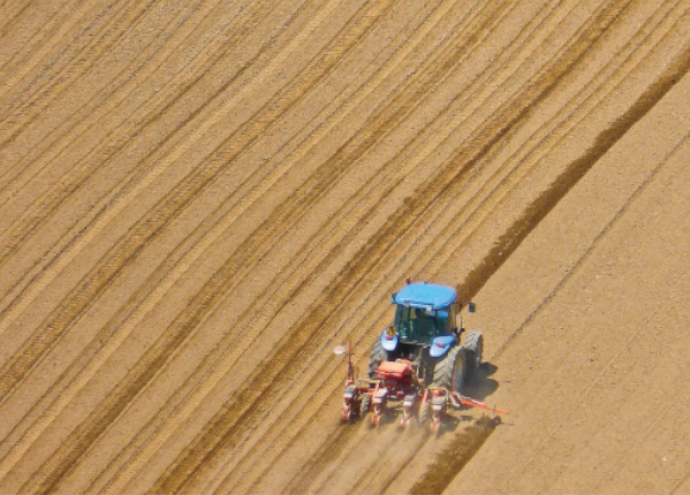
left=0, top=0, right=689, bottom=493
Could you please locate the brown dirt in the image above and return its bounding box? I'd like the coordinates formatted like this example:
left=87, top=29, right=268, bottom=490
left=1, top=0, right=689, bottom=494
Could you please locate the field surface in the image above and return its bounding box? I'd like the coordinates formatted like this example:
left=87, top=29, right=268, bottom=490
left=1, top=0, right=689, bottom=493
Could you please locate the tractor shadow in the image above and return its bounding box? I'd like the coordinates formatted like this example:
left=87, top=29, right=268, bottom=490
left=463, top=362, right=499, bottom=402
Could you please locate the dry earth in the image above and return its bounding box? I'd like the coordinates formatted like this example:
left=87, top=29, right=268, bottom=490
left=0, top=0, right=689, bottom=493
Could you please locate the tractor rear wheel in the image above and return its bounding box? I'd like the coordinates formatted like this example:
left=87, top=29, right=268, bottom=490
left=432, top=346, right=465, bottom=394
left=464, top=331, right=483, bottom=379
left=367, top=337, right=386, bottom=379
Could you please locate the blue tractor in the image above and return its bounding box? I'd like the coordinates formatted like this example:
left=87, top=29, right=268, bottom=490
left=367, top=281, right=483, bottom=396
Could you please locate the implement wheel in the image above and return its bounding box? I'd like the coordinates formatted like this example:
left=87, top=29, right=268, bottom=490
left=367, top=338, right=386, bottom=379
left=418, top=391, right=430, bottom=427
left=359, top=395, right=371, bottom=418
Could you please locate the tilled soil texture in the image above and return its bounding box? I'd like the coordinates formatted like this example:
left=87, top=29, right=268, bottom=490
left=1, top=0, right=689, bottom=494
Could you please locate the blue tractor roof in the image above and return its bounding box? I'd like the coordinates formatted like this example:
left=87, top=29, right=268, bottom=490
left=394, top=282, right=456, bottom=310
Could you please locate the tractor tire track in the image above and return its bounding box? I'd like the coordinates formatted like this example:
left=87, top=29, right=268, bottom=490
left=488, top=40, right=690, bottom=361
left=0, top=0, right=420, bottom=475
left=0, top=0, right=280, bottom=203
left=0, top=0, right=199, bottom=196
left=0, top=1, right=36, bottom=40
left=322, top=1, right=690, bottom=490
left=0, top=0, right=98, bottom=75
left=0, top=0, right=156, bottom=135
left=454, top=7, right=690, bottom=310
left=0, top=0, right=302, bottom=367
left=389, top=6, right=690, bottom=494
left=0, top=0, right=342, bottom=348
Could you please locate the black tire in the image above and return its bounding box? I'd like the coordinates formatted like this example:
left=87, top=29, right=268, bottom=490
left=432, top=346, right=465, bottom=394
left=418, top=347, right=434, bottom=386
left=359, top=395, right=371, bottom=418
left=418, top=395, right=430, bottom=427
left=367, top=337, right=386, bottom=379
left=464, top=331, right=483, bottom=379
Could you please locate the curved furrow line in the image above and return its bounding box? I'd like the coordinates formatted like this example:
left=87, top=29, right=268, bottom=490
left=5, top=2, right=403, bottom=493
left=0, top=0, right=125, bottom=102
left=0, top=0, right=389, bottom=412
left=0, top=0, right=216, bottom=162
left=200, top=1, right=642, bottom=492
left=0, top=0, right=303, bottom=302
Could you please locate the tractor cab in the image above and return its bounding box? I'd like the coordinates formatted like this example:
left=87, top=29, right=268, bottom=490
left=381, top=282, right=460, bottom=360
left=393, top=305, right=455, bottom=345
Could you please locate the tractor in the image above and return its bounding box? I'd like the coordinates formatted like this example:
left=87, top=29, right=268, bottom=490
left=368, top=281, right=483, bottom=397
left=339, top=280, right=506, bottom=431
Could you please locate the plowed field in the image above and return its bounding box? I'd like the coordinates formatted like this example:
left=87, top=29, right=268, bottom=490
left=1, top=0, right=690, bottom=493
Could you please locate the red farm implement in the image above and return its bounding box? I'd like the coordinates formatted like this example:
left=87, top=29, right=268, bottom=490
left=336, top=341, right=507, bottom=432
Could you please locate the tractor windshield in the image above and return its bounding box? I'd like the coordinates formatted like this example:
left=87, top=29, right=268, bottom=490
left=394, top=305, right=453, bottom=345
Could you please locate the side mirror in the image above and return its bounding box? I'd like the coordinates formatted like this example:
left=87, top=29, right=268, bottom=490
left=468, top=302, right=476, bottom=313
